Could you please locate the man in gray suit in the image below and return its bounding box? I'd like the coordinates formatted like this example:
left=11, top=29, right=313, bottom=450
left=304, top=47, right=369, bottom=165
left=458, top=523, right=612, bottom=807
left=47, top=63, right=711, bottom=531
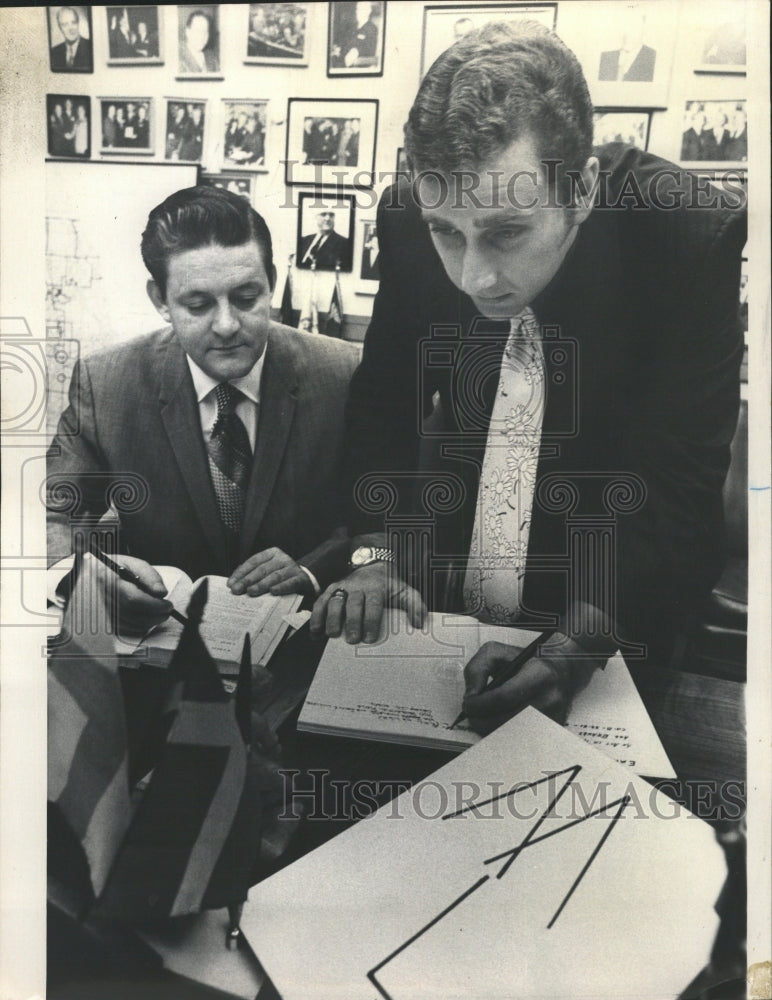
left=47, top=185, right=359, bottom=632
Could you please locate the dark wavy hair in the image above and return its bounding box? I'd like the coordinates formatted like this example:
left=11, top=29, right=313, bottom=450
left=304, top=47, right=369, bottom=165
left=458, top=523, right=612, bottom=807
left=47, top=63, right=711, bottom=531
left=141, top=185, right=274, bottom=299
left=405, top=20, right=593, bottom=184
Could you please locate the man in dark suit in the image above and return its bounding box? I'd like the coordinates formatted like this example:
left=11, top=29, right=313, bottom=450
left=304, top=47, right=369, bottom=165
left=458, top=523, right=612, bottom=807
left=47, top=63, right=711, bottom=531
left=298, top=210, right=351, bottom=271
left=50, top=6, right=93, bottom=71
left=311, top=21, right=745, bottom=730
left=597, top=7, right=656, bottom=81
left=47, top=186, right=359, bottom=633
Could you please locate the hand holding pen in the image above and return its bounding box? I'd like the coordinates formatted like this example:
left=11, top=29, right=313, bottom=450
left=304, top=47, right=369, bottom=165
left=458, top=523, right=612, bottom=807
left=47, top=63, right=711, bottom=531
left=89, top=546, right=187, bottom=631
left=451, top=629, right=557, bottom=732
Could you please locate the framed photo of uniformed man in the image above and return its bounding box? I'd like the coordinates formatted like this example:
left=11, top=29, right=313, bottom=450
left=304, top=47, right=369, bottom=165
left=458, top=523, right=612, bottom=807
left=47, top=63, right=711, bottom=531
left=328, top=1, right=386, bottom=77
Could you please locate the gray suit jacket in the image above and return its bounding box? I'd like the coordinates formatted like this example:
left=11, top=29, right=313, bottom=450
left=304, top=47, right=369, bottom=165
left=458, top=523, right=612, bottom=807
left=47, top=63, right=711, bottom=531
left=47, top=323, right=359, bottom=583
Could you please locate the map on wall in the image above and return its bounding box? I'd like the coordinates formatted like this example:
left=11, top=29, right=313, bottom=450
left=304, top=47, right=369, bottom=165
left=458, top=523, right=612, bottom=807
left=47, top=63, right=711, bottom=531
left=45, top=160, right=197, bottom=435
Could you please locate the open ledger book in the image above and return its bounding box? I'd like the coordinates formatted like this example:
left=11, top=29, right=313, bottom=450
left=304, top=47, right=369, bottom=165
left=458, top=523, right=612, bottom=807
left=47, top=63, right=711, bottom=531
left=298, top=610, right=676, bottom=778
left=117, top=566, right=304, bottom=676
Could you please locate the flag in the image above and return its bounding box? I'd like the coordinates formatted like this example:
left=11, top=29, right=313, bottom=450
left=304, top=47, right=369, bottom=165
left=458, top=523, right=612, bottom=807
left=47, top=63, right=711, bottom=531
left=48, top=550, right=132, bottom=901
left=299, top=259, right=319, bottom=334
left=93, top=580, right=263, bottom=919
left=325, top=269, right=344, bottom=338
left=279, top=259, right=298, bottom=328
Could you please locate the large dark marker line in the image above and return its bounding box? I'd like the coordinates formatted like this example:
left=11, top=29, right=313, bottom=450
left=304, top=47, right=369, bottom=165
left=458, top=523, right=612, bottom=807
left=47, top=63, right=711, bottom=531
left=367, top=875, right=491, bottom=1000
left=546, top=795, right=630, bottom=928
left=442, top=765, right=581, bottom=820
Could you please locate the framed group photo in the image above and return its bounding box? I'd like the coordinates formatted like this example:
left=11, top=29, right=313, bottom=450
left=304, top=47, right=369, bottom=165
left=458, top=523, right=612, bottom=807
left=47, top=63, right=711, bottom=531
left=420, top=3, right=556, bottom=77
left=328, top=1, right=386, bottom=77
left=593, top=109, right=652, bottom=150
left=106, top=5, right=163, bottom=64
left=680, top=100, right=747, bottom=167
left=222, top=99, right=269, bottom=170
left=47, top=6, right=93, bottom=73
left=286, top=98, right=378, bottom=187
left=47, top=94, right=91, bottom=158
left=99, top=97, right=153, bottom=155
left=246, top=3, right=309, bottom=64
left=200, top=172, right=255, bottom=201
left=164, top=98, right=206, bottom=162
left=296, top=191, right=355, bottom=272
left=176, top=4, right=222, bottom=78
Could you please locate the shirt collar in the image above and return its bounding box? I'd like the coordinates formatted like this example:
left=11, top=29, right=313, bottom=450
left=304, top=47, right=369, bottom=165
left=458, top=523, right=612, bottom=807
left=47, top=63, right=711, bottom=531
left=186, top=347, right=265, bottom=405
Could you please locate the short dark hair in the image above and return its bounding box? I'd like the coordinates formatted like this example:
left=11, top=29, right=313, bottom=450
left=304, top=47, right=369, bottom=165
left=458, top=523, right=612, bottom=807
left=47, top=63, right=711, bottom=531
left=141, top=185, right=274, bottom=299
left=186, top=9, right=210, bottom=29
left=404, top=20, right=593, bottom=183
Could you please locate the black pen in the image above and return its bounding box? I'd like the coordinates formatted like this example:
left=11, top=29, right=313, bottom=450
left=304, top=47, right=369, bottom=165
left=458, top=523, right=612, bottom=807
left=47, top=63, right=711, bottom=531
left=90, top=546, right=189, bottom=626
left=449, top=628, right=556, bottom=729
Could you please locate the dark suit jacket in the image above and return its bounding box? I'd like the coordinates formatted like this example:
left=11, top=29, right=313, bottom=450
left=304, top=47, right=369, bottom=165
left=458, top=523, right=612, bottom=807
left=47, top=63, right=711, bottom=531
left=47, top=324, right=360, bottom=584
left=598, top=44, right=656, bottom=81
left=298, top=230, right=351, bottom=271
left=50, top=36, right=93, bottom=71
left=343, top=144, right=746, bottom=658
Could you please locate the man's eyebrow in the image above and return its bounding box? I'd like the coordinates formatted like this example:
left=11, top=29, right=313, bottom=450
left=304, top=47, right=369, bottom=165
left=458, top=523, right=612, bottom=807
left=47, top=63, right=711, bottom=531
left=420, top=209, right=533, bottom=228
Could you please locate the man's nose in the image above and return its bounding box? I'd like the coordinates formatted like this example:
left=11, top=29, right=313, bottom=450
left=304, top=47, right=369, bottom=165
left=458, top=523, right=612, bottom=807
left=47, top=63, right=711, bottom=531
left=460, top=245, right=499, bottom=297
left=211, top=301, right=240, bottom=337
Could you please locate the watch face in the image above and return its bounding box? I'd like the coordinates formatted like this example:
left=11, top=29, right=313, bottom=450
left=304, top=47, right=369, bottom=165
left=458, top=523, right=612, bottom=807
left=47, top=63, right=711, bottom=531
left=351, top=546, right=374, bottom=566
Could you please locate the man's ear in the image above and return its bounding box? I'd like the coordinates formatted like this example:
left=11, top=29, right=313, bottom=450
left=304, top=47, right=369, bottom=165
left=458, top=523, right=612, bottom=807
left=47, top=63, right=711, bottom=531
left=571, top=155, right=600, bottom=225
left=147, top=279, right=171, bottom=323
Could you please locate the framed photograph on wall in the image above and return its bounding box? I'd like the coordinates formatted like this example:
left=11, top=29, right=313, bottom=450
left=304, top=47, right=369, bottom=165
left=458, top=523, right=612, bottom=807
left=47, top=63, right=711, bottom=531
left=564, top=1, right=675, bottom=108
left=245, top=3, right=309, bottom=64
left=328, top=1, right=386, bottom=77
left=164, top=98, right=206, bottom=162
left=47, top=94, right=91, bottom=158
left=356, top=217, right=380, bottom=294
left=222, top=99, right=269, bottom=171
left=694, top=5, right=746, bottom=74
left=593, top=109, right=652, bottom=150
left=47, top=6, right=93, bottom=73
left=296, top=191, right=355, bottom=272
left=286, top=98, right=378, bottom=187
left=106, top=5, right=163, bottom=65
left=176, top=4, right=222, bottom=78
left=200, top=172, right=255, bottom=201
left=99, top=97, right=153, bottom=155
left=680, top=100, right=747, bottom=167
left=421, top=4, right=556, bottom=77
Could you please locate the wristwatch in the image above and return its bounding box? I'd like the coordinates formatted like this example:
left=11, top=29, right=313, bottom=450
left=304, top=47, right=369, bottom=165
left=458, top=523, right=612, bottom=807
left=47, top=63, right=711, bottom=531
left=349, top=545, right=395, bottom=569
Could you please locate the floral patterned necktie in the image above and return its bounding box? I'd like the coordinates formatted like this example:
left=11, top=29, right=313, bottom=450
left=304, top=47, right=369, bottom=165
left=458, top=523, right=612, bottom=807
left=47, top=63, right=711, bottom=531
left=462, top=308, right=545, bottom=623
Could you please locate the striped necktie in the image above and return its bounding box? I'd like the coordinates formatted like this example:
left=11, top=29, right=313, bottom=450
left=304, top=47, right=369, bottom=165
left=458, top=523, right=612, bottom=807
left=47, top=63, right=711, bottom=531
left=207, top=383, right=253, bottom=537
left=462, top=307, right=545, bottom=623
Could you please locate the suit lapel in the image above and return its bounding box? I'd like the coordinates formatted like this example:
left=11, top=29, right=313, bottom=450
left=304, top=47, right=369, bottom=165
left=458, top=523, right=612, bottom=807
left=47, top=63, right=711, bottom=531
left=239, top=327, right=298, bottom=557
left=158, top=335, right=228, bottom=568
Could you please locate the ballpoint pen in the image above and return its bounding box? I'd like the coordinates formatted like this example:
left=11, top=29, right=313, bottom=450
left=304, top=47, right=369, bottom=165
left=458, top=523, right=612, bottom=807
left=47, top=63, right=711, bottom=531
left=90, top=545, right=189, bottom=626
left=449, top=628, right=556, bottom=729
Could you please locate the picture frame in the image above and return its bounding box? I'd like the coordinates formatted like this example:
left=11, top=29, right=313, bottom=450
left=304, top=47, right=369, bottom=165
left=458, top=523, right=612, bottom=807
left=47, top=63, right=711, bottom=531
left=99, top=97, right=153, bottom=155
left=221, top=99, right=269, bottom=171
left=593, top=108, right=652, bottom=151
left=176, top=4, right=222, bottom=79
left=47, top=6, right=94, bottom=74
left=421, top=4, right=556, bottom=77
left=680, top=100, right=747, bottom=168
left=562, top=1, right=676, bottom=109
left=286, top=98, right=378, bottom=187
left=245, top=3, right=309, bottom=65
left=47, top=94, right=91, bottom=158
left=327, top=1, right=386, bottom=77
left=200, top=172, right=255, bottom=202
left=694, top=4, right=746, bottom=74
left=164, top=98, right=206, bottom=163
left=105, top=5, right=163, bottom=65
left=296, top=191, right=355, bottom=273
left=356, top=217, right=380, bottom=294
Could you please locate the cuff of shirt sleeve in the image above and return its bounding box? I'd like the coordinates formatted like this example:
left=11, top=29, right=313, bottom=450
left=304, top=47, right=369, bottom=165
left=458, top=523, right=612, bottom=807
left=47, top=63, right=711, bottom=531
left=298, top=564, right=321, bottom=595
left=47, top=555, right=76, bottom=607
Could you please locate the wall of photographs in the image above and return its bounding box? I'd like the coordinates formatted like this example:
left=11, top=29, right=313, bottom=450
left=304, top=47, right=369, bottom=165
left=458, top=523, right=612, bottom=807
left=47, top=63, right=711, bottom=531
left=45, top=1, right=749, bottom=352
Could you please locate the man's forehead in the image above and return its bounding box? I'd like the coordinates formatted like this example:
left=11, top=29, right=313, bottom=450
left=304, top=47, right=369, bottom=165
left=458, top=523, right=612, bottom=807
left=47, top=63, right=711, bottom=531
left=167, top=241, right=268, bottom=280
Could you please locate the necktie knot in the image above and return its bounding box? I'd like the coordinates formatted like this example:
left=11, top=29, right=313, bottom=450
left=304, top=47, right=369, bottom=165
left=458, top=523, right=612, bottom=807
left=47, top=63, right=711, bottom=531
left=214, top=382, right=240, bottom=418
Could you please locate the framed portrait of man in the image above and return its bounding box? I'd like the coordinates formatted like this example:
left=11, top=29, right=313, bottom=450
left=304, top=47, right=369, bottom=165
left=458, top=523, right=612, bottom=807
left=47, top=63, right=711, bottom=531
left=47, top=6, right=94, bottom=73
left=245, top=2, right=309, bottom=65
left=286, top=98, right=378, bottom=187
left=356, top=217, right=380, bottom=294
left=47, top=94, right=91, bottom=158
left=105, top=5, right=163, bottom=65
left=296, top=191, right=355, bottom=272
left=694, top=1, right=746, bottom=74
left=176, top=4, right=222, bottom=79
left=328, top=1, right=386, bottom=77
